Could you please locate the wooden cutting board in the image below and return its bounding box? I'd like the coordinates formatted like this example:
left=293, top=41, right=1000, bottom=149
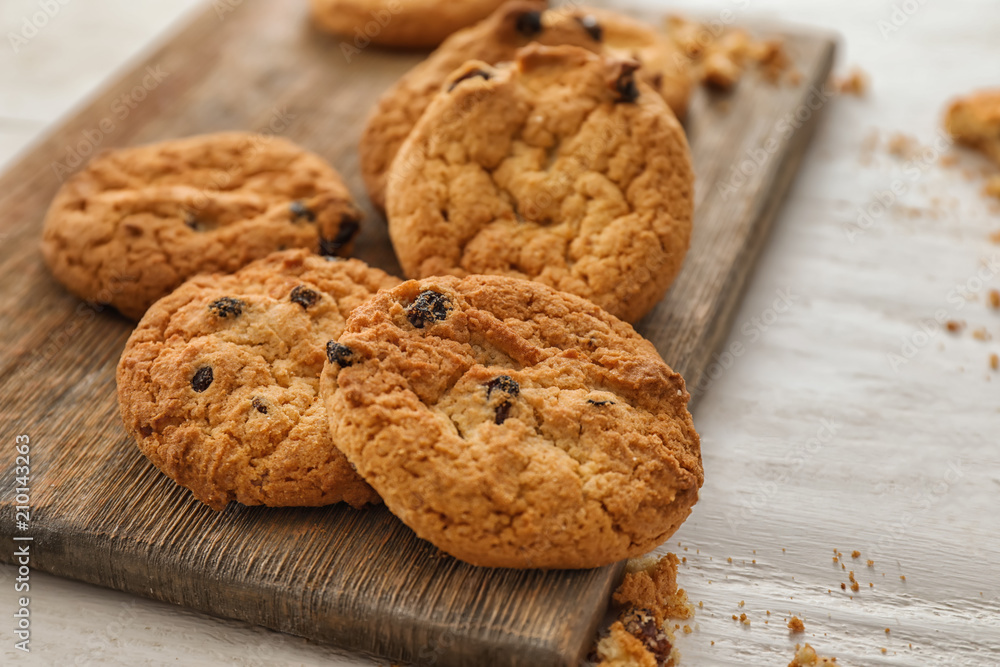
left=0, top=1, right=834, bottom=665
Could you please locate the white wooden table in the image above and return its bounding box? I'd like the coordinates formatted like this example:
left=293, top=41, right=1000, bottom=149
left=1, top=1, right=998, bottom=665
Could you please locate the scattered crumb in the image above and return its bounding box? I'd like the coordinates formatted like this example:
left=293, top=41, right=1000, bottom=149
left=887, top=133, right=919, bottom=159
left=834, top=66, right=868, bottom=96
left=727, top=557, right=733, bottom=563
left=991, top=230, right=1000, bottom=244
left=788, top=617, right=806, bottom=633
left=738, top=601, right=745, bottom=607
left=939, top=154, right=959, bottom=167
left=972, top=327, right=992, bottom=341
left=788, top=643, right=838, bottom=666
left=851, top=581, right=860, bottom=592
left=840, top=583, right=846, bottom=590
left=851, top=550, right=861, bottom=559
left=740, top=613, right=750, bottom=626
left=885, top=628, right=891, bottom=634
left=682, top=625, right=692, bottom=634
left=900, top=575, right=907, bottom=581
left=988, top=290, right=1000, bottom=309
left=881, top=648, right=888, bottom=654
left=946, top=320, right=965, bottom=333
left=990, top=353, right=998, bottom=371
left=867, top=559, right=875, bottom=568
left=615, top=553, right=694, bottom=625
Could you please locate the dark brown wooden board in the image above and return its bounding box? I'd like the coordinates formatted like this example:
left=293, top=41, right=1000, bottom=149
left=0, top=1, right=835, bottom=665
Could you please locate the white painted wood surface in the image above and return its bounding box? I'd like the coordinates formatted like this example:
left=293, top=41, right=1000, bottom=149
left=1, top=1, right=998, bottom=665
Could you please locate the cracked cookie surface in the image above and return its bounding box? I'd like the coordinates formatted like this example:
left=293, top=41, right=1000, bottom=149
left=117, top=249, right=399, bottom=510
left=310, top=0, right=509, bottom=49
left=320, top=275, right=703, bottom=569
left=42, top=132, right=362, bottom=320
left=359, top=1, right=691, bottom=210
left=386, top=44, right=693, bottom=323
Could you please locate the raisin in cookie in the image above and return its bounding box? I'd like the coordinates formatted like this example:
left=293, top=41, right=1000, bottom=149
left=42, top=132, right=362, bottom=320
left=386, top=45, right=693, bottom=323
left=117, top=249, right=399, bottom=510
left=359, top=1, right=690, bottom=210
left=320, top=275, right=703, bottom=569
left=945, top=89, right=1000, bottom=167
left=310, top=0, right=509, bottom=49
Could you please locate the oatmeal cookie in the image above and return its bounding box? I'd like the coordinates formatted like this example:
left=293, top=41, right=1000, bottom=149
left=359, top=1, right=691, bottom=210
left=319, top=275, right=703, bottom=569
left=41, top=132, right=362, bottom=320
left=117, top=249, right=398, bottom=510
left=386, top=45, right=693, bottom=323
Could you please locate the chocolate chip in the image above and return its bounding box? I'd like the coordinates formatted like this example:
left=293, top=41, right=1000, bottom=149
left=587, top=399, right=615, bottom=406
left=191, top=366, right=214, bottom=393
left=252, top=397, right=268, bottom=414
left=515, top=10, right=543, bottom=37
left=208, top=297, right=245, bottom=318
left=290, top=200, right=315, bottom=222
left=486, top=375, right=520, bottom=398
left=448, top=68, right=492, bottom=92
left=615, top=66, right=640, bottom=104
left=405, top=291, right=452, bottom=329
left=184, top=211, right=199, bottom=229
left=290, top=285, right=320, bottom=309
left=576, top=15, right=602, bottom=41
left=326, top=341, right=354, bottom=368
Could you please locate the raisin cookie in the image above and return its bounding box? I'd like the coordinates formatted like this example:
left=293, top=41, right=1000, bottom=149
left=386, top=45, right=693, bottom=323
left=117, top=249, right=399, bottom=510
left=359, top=1, right=690, bottom=210
left=310, top=0, right=509, bottom=49
left=320, top=275, right=703, bottom=569
left=945, top=89, right=1000, bottom=167
left=41, top=132, right=362, bottom=320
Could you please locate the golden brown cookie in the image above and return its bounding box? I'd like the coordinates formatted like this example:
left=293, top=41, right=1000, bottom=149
left=41, top=132, right=362, bottom=320
left=117, top=249, right=399, bottom=511
left=359, top=1, right=691, bottom=210
left=386, top=44, right=694, bottom=323
left=945, top=89, right=1000, bottom=167
left=320, top=275, right=703, bottom=569
left=310, top=0, right=510, bottom=49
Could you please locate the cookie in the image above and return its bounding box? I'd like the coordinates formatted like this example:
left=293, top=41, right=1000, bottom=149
left=117, top=249, right=399, bottom=511
left=945, top=90, right=1000, bottom=167
left=359, top=1, right=691, bottom=210
left=41, top=132, right=362, bottom=320
left=320, top=275, right=703, bottom=569
left=386, top=44, right=694, bottom=323
left=310, top=0, right=509, bottom=49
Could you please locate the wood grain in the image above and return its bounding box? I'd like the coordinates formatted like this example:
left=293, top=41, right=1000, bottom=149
left=0, top=1, right=834, bottom=665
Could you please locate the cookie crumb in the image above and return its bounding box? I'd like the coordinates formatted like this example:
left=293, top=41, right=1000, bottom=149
left=988, top=290, right=1000, bottom=309
left=945, top=320, right=965, bottom=333
left=788, top=616, right=805, bottom=633
left=990, top=353, right=998, bottom=371
left=834, top=66, right=868, bottom=96
left=851, top=550, right=861, bottom=559
left=615, top=553, right=694, bottom=624
left=788, top=643, right=838, bottom=666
